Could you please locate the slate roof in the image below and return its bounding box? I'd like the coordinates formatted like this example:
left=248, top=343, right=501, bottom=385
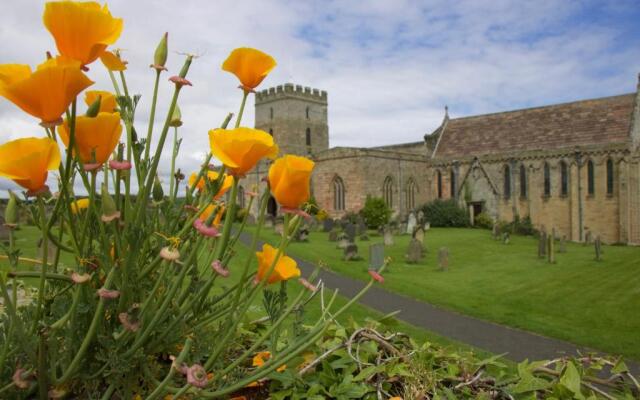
left=433, top=93, right=636, bottom=158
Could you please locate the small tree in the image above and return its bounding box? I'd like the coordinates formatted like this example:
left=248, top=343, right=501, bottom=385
left=360, top=196, right=391, bottom=229
left=420, top=199, right=469, bottom=227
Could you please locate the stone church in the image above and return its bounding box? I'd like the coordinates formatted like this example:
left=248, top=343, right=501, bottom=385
left=243, top=77, right=640, bottom=244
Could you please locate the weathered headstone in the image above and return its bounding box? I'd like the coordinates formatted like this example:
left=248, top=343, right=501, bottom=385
left=547, top=234, right=555, bottom=263
left=369, top=243, right=385, bottom=271
left=328, top=230, right=339, bottom=242
left=406, top=212, right=417, bottom=235
left=559, top=235, right=567, bottom=253
left=294, top=227, right=309, bottom=242
left=424, top=222, right=430, bottom=231
left=417, top=210, right=425, bottom=224
left=383, top=227, right=394, bottom=246
left=438, top=247, right=449, bottom=271
left=538, top=231, right=547, bottom=258
left=492, top=223, right=500, bottom=240
left=398, top=223, right=407, bottom=235
left=585, top=231, right=592, bottom=245
left=345, top=223, right=356, bottom=243
left=502, top=232, right=510, bottom=245
left=264, top=216, right=274, bottom=229
left=594, top=236, right=602, bottom=261
left=413, top=227, right=425, bottom=244
left=406, top=239, right=423, bottom=264
left=323, top=219, right=334, bottom=232
left=274, top=220, right=284, bottom=235
left=343, top=243, right=360, bottom=261
left=336, top=233, right=349, bottom=249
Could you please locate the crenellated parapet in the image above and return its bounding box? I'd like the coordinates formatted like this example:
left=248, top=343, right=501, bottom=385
left=256, top=83, right=327, bottom=104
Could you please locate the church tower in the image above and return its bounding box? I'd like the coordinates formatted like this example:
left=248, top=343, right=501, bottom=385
left=255, top=83, right=328, bottom=156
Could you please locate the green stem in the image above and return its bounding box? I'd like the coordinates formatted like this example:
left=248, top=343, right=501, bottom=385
left=32, top=197, right=49, bottom=332
left=37, top=331, right=48, bottom=399
left=169, top=126, right=178, bottom=202
left=145, top=338, right=192, bottom=400
left=144, top=70, right=162, bottom=162
left=235, top=91, right=249, bottom=128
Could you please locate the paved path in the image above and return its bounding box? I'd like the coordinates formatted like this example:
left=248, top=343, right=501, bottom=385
left=240, top=234, right=639, bottom=374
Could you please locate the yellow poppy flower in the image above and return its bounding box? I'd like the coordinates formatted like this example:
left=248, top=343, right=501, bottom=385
left=222, top=47, right=276, bottom=90
left=43, top=1, right=123, bottom=66
left=188, top=171, right=233, bottom=199
left=71, top=198, right=90, bottom=214
left=208, top=127, right=278, bottom=176
left=58, top=112, right=122, bottom=165
left=268, top=155, right=314, bottom=209
left=99, top=50, right=127, bottom=71
left=85, top=90, right=117, bottom=113
left=255, top=243, right=300, bottom=284
left=0, top=137, right=61, bottom=192
left=0, top=57, right=93, bottom=125
left=199, top=204, right=225, bottom=226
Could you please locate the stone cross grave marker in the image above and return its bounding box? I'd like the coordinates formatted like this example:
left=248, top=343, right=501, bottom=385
left=345, top=223, right=356, bottom=243
left=438, top=247, right=449, bottom=271
left=323, top=218, right=334, bottom=232
left=383, top=226, right=394, bottom=246
left=369, top=243, right=384, bottom=271
left=343, top=243, right=360, bottom=261
left=406, top=212, right=417, bottom=235
left=406, top=239, right=423, bottom=264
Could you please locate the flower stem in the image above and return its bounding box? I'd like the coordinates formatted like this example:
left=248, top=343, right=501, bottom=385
left=144, top=70, right=161, bottom=163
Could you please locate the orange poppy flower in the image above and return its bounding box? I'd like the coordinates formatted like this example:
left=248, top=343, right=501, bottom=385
left=0, top=57, right=93, bottom=125
left=252, top=351, right=287, bottom=371
left=208, top=127, right=278, bottom=176
left=99, top=50, right=127, bottom=71
left=222, top=48, right=276, bottom=91
left=0, top=137, right=61, bottom=192
left=268, top=155, right=314, bottom=209
left=85, top=90, right=117, bottom=113
left=43, top=1, right=123, bottom=67
left=58, top=112, right=122, bottom=165
left=255, top=244, right=300, bottom=284
left=199, top=204, right=225, bottom=226
left=188, top=171, right=233, bottom=199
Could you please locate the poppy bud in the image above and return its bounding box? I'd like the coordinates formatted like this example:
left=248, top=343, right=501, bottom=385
left=101, top=184, right=120, bottom=222
left=4, top=190, right=19, bottom=227
left=152, top=175, right=164, bottom=202
left=169, top=104, right=182, bottom=127
left=85, top=95, right=101, bottom=117
left=153, top=32, right=168, bottom=69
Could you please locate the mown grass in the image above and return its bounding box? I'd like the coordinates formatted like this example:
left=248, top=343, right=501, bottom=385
left=249, top=225, right=640, bottom=360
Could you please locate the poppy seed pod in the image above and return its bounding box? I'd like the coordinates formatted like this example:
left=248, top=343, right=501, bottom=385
left=100, top=184, right=120, bottom=222
left=169, top=104, right=182, bottom=127
left=153, top=32, right=168, bottom=69
left=152, top=175, right=164, bottom=202
left=4, top=190, right=19, bottom=227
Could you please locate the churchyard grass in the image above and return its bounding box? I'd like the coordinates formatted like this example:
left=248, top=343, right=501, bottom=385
left=248, top=226, right=640, bottom=360
left=1, top=226, right=496, bottom=362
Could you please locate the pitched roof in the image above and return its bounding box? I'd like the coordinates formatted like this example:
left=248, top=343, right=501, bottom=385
left=433, top=93, right=636, bottom=158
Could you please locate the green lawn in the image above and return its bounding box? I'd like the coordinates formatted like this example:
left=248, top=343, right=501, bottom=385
left=1, top=225, right=496, bottom=362
left=249, top=226, right=640, bottom=360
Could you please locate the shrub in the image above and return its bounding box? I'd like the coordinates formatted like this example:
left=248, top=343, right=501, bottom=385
left=474, top=212, right=493, bottom=229
left=315, top=208, right=328, bottom=222
left=304, top=196, right=319, bottom=215
left=360, top=196, right=391, bottom=229
left=500, top=215, right=537, bottom=236
left=420, top=199, right=469, bottom=227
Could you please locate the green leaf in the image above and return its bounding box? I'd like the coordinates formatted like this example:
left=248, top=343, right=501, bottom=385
left=560, top=361, right=585, bottom=400
left=611, top=359, right=629, bottom=374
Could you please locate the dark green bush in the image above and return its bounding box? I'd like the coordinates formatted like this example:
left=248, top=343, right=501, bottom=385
left=474, top=212, right=493, bottom=229
left=420, top=199, right=469, bottom=227
left=500, top=215, right=537, bottom=236
left=360, top=196, right=391, bottom=229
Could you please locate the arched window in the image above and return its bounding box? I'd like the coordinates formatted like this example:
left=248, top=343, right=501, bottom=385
left=437, top=170, right=442, bottom=199
left=560, top=161, right=568, bottom=196
left=406, top=178, right=417, bottom=210
left=383, top=176, right=394, bottom=207
left=503, top=164, right=511, bottom=199
left=306, top=106, right=310, bottom=119
left=519, top=164, right=527, bottom=198
left=269, top=128, right=274, bottom=136
left=587, top=160, right=595, bottom=196
left=237, top=185, right=245, bottom=208
left=333, top=176, right=345, bottom=211
left=450, top=169, right=456, bottom=199
left=305, top=127, right=311, bottom=146
left=543, top=162, right=551, bottom=197
left=606, top=158, right=614, bottom=195
left=270, top=107, right=274, bottom=120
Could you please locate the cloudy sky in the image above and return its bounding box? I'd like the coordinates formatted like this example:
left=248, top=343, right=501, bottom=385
left=0, top=0, right=639, bottom=194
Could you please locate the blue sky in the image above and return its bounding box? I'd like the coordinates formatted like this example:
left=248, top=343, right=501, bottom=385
left=0, top=0, right=638, bottom=193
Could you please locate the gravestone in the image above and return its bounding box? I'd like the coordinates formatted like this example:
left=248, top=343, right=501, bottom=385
left=244, top=214, right=256, bottom=225
left=406, top=212, right=417, bottom=235
left=538, top=231, right=547, bottom=259
left=357, top=217, right=367, bottom=235
left=369, top=243, right=385, bottom=271
left=336, top=233, right=349, bottom=249
left=417, top=210, right=425, bottom=224
left=323, top=219, right=334, bottom=232
left=492, top=223, right=500, bottom=240
left=547, top=234, right=555, bottom=263
left=294, top=227, right=309, bottom=242
left=502, top=232, right=510, bottom=245
left=406, top=239, right=423, bottom=264
left=343, top=243, right=360, bottom=261
left=274, top=220, right=284, bottom=235
left=398, top=223, right=407, bottom=235
left=359, top=233, right=369, bottom=241
left=383, top=227, right=394, bottom=246
left=264, top=216, right=274, bottom=229
left=413, top=227, right=425, bottom=244
left=559, top=235, right=567, bottom=253
left=584, top=231, right=592, bottom=245
left=438, top=247, right=449, bottom=271
left=594, top=236, right=602, bottom=261
left=424, top=222, right=430, bottom=231
left=345, top=223, right=356, bottom=243
left=328, top=230, right=339, bottom=242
